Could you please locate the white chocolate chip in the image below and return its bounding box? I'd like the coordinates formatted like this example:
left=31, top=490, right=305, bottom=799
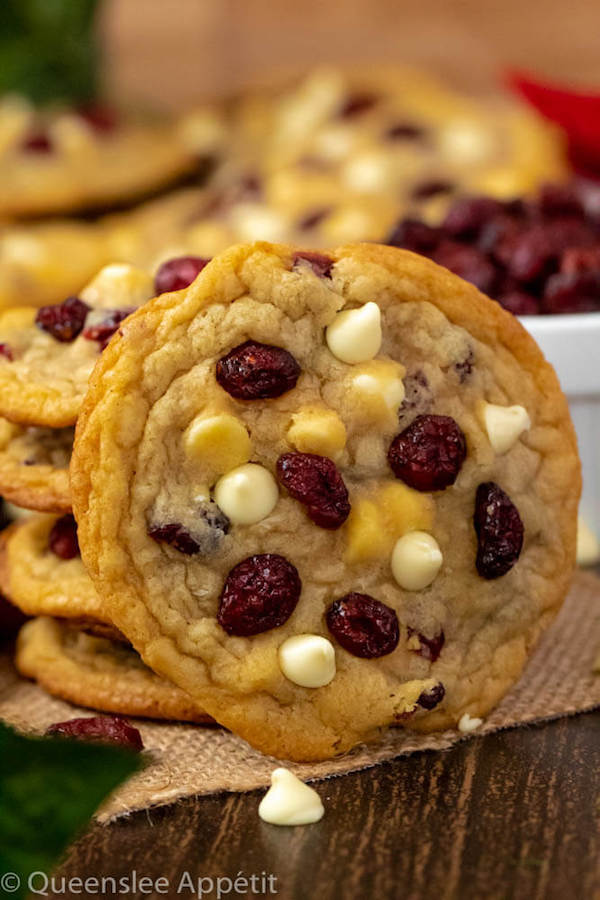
left=184, top=413, right=251, bottom=476
left=80, top=263, right=155, bottom=308
left=258, top=768, right=324, bottom=826
left=349, top=360, right=406, bottom=421
left=458, top=713, right=484, bottom=733
left=229, top=203, right=290, bottom=243
left=391, top=531, right=443, bottom=591
left=439, top=119, right=495, bottom=164
left=279, top=634, right=336, bottom=688
left=326, top=302, right=382, bottom=364
left=482, top=402, right=531, bottom=454
left=214, top=463, right=278, bottom=525
left=577, top=516, right=600, bottom=567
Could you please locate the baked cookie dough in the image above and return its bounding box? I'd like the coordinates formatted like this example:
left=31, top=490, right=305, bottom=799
left=0, top=418, right=72, bottom=512
left=0, top=262, right=155, bottom=426
left=0, top=514, right=121, bottom=641
left=197, top=66, right=567, bottom=249
left=71, top=241, right=580, bottom=761
left=16, top=617, right=212, bottom=723
left=0, top=96, right=225, bottom=219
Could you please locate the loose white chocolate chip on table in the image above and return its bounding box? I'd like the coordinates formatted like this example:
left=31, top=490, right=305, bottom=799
left=214, top=463, right=279, bottom=525
left=287, top=407, right=347, bottom=458
left=325, top=302, right=382, bottom=364
left=391, top=531, right=443, bottom=591
left=458, top=713, right=484, bottom=733
left=184, top=414, right=251, bottom=476
left=80, top=263, right=155, bottom=308
left=481, top=402, right=531, bottom=455
left=576, top=516, right=600, bottom=567
left=258, top=768, right=325, bottom=826
left=279, top=634, right=336, bottom=688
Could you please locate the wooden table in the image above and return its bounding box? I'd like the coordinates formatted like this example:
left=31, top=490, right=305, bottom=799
left=52, top=711, right=600, bottom=899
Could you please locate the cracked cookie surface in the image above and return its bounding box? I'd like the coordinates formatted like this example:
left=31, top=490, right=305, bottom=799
left=72, top=241, right=579, bottom=760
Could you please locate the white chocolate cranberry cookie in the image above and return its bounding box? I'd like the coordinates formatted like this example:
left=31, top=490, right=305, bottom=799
left=0, top=418, right=72, bottom=512
left=0, top=96, right=223, bottom=219
left=0, top=262, right=156, bottom=426
left=15, top=617, right=213, bottom=724
left=0, top=514, right=122, bottom=641
left=71, top=241, right=580, bottom=761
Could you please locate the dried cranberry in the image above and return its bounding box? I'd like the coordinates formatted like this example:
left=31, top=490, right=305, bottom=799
left=76, top=106, right=118, bottom=133
left=412, top=179, right=455, bottom=200
left=154, top=256, right=210, bottom=294
left=398, top=371, right=432, bottom=419
left=536, top=183, right=584, bottom=219
left=148, top=503, right=229, bottom=556
left=498, top=219, right=596, bottom=283
left=326, top=592, right=399, bottom=658
left=560, top=246, right=600, bottom=275
left=432, top=240, right=498, bottom=295
left=0, top=343, right=13, bottom=361
left=216, top=340, right=301, bottom=400
left=35, top=296, right=89, bottom=342
left=497, top=290, right=540, bottom=316
left=277, top=452, right=350, bottom=529
left=454, top=348, right=474, bottom=382
left=148, top=523, right=202, bottom=555
left=385, top=122, right=425, bottom=140
left=407, top=627, right=445, bottom=662
left=443, top=196, right=504, bottom=239
left=338, top=93, right=378, bottom=118
left=218, top=554, right=301, bottom=636
left=21, top=130, right=53, bottom=153
left=82, top=307, right=136, bottom=350
left=417, top=682, right=446, bottom=710
left=47, top=716, right=143, bottom=751
left=474, top=482, right=524, bottom=579
left=388, top=415, right=467, bottom=492
left=542, top=271, right=600, bottom=314
left=297, top=207, right=332, bottom=231
left=48, top=514, right=80, bottom=560
left=292, top=251, right=334, bottom=278
left=386, top=218, right=442, bottom=255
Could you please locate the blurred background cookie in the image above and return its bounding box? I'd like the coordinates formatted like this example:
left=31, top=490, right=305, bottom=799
left=15, top=616, right=213, bottom=723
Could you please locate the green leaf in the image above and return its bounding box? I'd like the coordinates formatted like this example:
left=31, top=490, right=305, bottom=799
left=0, top=721, right=141, bottom=898
left=0, top=0, right=101, bottom=104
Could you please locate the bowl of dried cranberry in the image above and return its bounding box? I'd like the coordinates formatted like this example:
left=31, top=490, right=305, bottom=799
left=386, top=182, right=600, bottom=540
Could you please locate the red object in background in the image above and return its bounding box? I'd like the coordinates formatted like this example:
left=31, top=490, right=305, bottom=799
left=508, top=71, right=600, bottom=178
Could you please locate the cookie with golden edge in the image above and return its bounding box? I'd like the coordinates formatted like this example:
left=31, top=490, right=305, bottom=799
left=0, top=514, right=123, bottom=642
left=0, top=262, right=156, bottom=427
left=71, top=241, right=580, bottom=761
left=0, top=418, right=72, bottom=512
left=0, top=95, right=225, bottom=220
left=16, top=617, right=213, bottom=723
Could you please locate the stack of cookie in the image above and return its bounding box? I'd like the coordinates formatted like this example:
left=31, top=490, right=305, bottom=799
left=0, top=239, right=572, bottom=763
left=0, top=258, right=217, bottom=726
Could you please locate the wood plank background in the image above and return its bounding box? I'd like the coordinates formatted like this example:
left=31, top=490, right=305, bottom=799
left=100, top=0, right=600, bottom=109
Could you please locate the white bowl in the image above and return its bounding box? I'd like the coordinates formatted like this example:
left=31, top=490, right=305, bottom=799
left=520, top=312, right=600, bottom=541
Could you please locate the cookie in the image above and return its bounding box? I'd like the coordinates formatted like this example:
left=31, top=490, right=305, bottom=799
left=0, top=262, right=155, bottom=426
left=0, top=514, right=121, bottom=640
left=71, top=242, right=579, bottom=761
left=0, top=418, right=72, bottom=512
left=195, top=66, right=567, bottom=250
left=15, top=617, right=212, bottom=723
left=0, top=95, right=224, bottom=219
left=0, top=187, right=210, bottom=311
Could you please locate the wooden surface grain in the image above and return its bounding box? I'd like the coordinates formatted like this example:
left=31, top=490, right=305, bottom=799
left=52, top=711, right=600, bottom=899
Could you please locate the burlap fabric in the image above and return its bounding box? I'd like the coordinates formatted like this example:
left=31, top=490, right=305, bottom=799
left=1, top=572, right=599, bottom=823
